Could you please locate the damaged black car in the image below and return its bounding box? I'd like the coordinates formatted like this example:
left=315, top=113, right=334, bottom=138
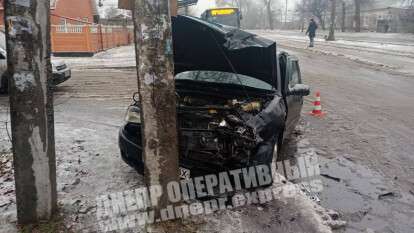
left=118, top=16, right=310, bottom=179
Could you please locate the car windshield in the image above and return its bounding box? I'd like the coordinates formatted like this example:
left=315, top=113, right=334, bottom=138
left=175, top=71, right=273, bottom=91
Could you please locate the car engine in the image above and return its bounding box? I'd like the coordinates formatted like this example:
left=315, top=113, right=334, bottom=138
left=177, top=94, right=268, bottom=167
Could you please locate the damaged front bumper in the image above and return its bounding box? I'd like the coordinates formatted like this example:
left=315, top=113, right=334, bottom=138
left=119, top=96, right=286, bottom=177
left=119, top=122, right=260, bottom=176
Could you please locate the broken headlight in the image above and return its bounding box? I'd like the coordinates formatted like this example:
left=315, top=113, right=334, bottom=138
left=125, top=106, right=141, bottom=124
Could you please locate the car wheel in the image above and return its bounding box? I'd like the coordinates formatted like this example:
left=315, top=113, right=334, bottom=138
left=0, top=74, right=8, bottom=94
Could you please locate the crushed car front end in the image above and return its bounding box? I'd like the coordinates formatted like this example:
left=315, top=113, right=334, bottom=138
left=119, top=15, right=287, bottom=177
left=119, top=72, right=287, bottom=177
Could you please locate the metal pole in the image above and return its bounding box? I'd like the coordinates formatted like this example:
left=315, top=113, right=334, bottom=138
left=4, top=0, right=57, bottom=224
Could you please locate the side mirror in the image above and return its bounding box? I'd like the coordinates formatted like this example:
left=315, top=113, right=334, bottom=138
left=288, top=84, right=310, bottom=96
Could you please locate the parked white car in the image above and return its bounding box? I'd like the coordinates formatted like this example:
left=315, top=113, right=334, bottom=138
left=0, top=33, right=71, bottom=94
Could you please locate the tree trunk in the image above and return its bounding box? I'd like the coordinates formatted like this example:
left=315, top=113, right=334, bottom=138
left=354, top=0, right=361, bottom=32
left=301, top=0, right=306, bottom=32
left=5, top=0, right=57, bottom=224
left=327, top=0, right=336, bottom=41
left=315, top=13, right=325, bottom=30
left=341, top=1, right=346, bottom=32
left=267, top=1, right=274, bottom=30
left=132, top=0, right=180, bottom=223
left=284, top=0, right=288, bottom=28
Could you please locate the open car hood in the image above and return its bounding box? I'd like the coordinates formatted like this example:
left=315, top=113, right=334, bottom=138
left=172, top=16, right=278, bottom=87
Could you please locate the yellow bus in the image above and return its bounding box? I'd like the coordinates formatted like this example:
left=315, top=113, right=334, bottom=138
left=201, top=7, right=242, bottom=28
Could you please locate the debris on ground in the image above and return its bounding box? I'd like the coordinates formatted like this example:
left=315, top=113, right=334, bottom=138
left=320, top=174, right=341, bottom=182
left=378, top=191, right=401, bottom=200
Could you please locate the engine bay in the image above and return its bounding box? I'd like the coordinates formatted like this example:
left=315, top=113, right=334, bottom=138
left=177, top=93, right=271, bottom=167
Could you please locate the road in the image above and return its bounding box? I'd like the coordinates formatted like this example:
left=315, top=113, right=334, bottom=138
left=255, top=31, right=414, bottom=233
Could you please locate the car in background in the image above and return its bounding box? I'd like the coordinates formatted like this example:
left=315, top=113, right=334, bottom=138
left=0, top=33, right=71, bottom=94
left=118, top=16, right=310, bottom=180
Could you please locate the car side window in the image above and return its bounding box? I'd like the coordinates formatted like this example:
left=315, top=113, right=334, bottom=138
left=0, top=52, right=5, bottom=60
left=289, top=61, right=300, bottom=88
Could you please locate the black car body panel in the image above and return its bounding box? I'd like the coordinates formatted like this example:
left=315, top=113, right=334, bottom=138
left=173, top=16, right=280, bottom=89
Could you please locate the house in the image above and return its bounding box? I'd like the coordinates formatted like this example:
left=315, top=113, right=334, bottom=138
left=343, top=7, right=414, bottom=33
left=0, top=0, right=100, bottom=26
left=342, top=0, right=414, bottom=33
left=0, top=0, right=132, bottom=55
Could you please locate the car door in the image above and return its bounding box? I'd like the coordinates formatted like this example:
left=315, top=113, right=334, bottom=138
left=280, top=53, right=304, bottom=139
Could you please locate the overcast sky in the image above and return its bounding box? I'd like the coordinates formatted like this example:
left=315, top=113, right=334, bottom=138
left=97, top=0, right=300, bottom=17
left=98, top=0, right=408, bottom=18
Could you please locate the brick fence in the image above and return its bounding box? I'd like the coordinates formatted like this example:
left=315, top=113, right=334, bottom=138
left=51, top=24, right=134, bottom=55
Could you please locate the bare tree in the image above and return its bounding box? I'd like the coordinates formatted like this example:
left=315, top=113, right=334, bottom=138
left=296, top=0, right=309, bottom=32
left=305, top=0, right=329, bottom=30
left=341, top=0, right=346, bottom=32
left=327, top=0, right=337, bottom=40
left=263, top=0, right=275, bottom=30
left=354, top=0, right=361, bottom=32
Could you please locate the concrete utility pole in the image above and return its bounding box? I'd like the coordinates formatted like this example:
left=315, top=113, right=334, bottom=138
left=4, top=0, right=57, bottom=224
left=327, top=0, right=337, bottom=41
left=132, top=0, right=179, bottom=222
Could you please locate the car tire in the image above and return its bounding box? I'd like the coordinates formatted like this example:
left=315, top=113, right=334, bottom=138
left=0, top=74, right=8, bottom=94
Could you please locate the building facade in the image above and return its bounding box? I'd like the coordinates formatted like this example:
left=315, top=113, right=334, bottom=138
left=0, top=0, right=99, bottom=26
left=344, top=7, right=414, bottom=33
left=0, top=0, right=132, bottom=55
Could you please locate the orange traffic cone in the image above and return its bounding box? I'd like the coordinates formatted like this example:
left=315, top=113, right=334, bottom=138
left=309, top=91, right=326, bottom=117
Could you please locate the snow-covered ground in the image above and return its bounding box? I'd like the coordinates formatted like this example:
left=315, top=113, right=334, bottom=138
left=253, top=30, right=414, bottom=77
left=54, top=45, right=136, bottom=70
